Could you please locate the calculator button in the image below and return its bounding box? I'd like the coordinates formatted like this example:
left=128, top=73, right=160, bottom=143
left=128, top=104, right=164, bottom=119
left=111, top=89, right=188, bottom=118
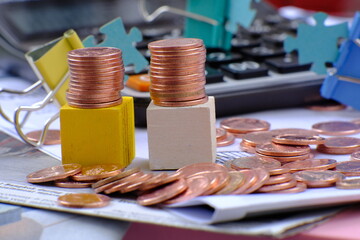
left=221, top=61, right=269, bottom=79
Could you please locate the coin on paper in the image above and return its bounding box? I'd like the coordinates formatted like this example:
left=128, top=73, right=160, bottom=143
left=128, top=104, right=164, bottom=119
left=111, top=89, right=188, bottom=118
left=27, top=164, right=82, bottom=183
left=58, top=193, right=111, bottom=208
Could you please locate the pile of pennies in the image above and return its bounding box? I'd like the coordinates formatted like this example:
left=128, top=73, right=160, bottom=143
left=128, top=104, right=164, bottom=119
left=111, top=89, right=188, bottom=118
left=148, top=38, right=208, bottom=107
left=66, top=47, right=124, bottom=109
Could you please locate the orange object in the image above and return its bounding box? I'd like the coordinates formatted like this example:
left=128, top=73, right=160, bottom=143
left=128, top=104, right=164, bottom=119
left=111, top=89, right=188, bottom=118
left=126, top=74, right=150, bottom=92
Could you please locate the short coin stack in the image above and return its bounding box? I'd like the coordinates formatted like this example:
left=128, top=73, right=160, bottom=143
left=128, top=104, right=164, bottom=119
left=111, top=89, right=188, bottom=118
left=148, top=38, right=208, bottom=107
left=66, top=47, right=124, bottom=109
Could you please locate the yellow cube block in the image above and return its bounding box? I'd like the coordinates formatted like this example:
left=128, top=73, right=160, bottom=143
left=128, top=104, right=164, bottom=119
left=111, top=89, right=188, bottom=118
left=60, top=97, right=135, bottom=167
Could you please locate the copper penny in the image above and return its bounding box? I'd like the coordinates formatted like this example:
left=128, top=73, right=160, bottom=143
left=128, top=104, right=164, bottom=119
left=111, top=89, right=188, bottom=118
left=268, top=167, right=290, bottom=175
left=119, top=173, right=155, bottom=193
left=217, top=132, right=235, bottom=147
left=58, top=193, right=111, bottom=208
left=68, top=99, right=122, bottom=109
left=25, top=129, right=61, bottom=145
left=231, top=156, right=281, bottom=170
left=91, top=168, right=140, bottom=189
left=316, top=137, right=360, bottom=154
left=306, top=102, right=346, bottom=111
left=55, top=180, right=93, bottom=188
left=351, top=151, right=360, bottom=161
left=312, top=121, right=360, bottom=136
left=231, top=169, right=258, bottom=194
left=242, top=131, right=278, bottom=147
left=148, top=38, right=204, bottom=51
left=27, top=164, right=82, bottom=183
left=138, top=172, right=182, bottom=192
left=215, top=171, right=245, bottom=195
left=220, top=118, right=270, bottom=134
left=272, top=134, right=326, bottom=145
left=164, top=175, right=210, bottom=204
left=216, top=128, right=227, bottom=141
left=336, top=178, right=360, bottom=189
left=72, top=164, right=122, bottom=182
left=257, top=152, right=312, bottom=164
left=264, top=173, right=293, bottom=185
left=257, top=179, right=297, bottom=193
left=239, top=141, right=257, bottom=154
left=153, top=96, right=208, bottom=107
left=282, top=159, right=337, bottom=173
left=336, top=161, right=360, bottom=176
left=243, top=168, right=270, bottom=194
left=137, top=178, right=188, bottom=206
left=268, top=182, right=307, bottom=194
left=256, top=143, right=311, bottom=157
left=102, top=172, right=145, bottom=194
left=68, top=47, right=121, bottom=59
left=294, top=170, right=344, bottom=188
left=271, top=128, right=319, bottom=136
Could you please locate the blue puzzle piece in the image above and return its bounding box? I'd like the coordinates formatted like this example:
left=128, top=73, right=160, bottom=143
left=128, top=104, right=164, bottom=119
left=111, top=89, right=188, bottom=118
left=284, top=12, right=348, bottom=74
left=226, top=0, right=257, bottom=34
left=83, top=18, right=149, bottom=81
left=321, top=12, right=360, bottom=110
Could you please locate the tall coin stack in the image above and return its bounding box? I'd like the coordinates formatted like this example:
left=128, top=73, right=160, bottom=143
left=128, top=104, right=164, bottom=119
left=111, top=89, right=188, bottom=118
left=148, top=38, right=208, bottom=107
left=66, top=47, right=124, bottom=109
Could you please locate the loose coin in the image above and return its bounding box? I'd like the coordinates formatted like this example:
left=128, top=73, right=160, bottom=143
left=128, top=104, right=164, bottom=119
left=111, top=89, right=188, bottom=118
left=220, top=118, right=270, bottom=134
left=272, top=134, right=325, bottom=145
left=257, top=152, right=311, bottom=164
left=137, top=178, right=188, bottom=206
left=268, top=182, right=307, bottom=194
left=72, top=164, right=122, bottom=182
left=282, top=159, right=337, bottom=173
left=103, top=172, right=145, bottom=194
left=138, top=172, right=182, bottom=192
left=27, top=164, right=82, bottom=183
left=242, top=131, right=278, bottom=147
left=336, top=178, right=360, bottom=189
left=243, top=168, right=270, bottom=194
left=231, top=156, right=281, bottom=170
left=25, top=129, right=61, bottom=145
left=312, top=121, right=360, bottom=136
left=271, top=128, right=319, bottom=136
left=217, top=132, right=235, bottom=147
left=306, top=101, right=346, bottom=111
left=164, top=175, right=210, bottom=204
left=58, top=193, right=111, bottom=208
left=55, top=180, right=93, bottom=188
left=294, top=170, right=344, bottom=188
left=257, top=179, right=297, bottom=193
left=264, top=173, right=293, bottom=185
left=239, top=140, right=257, bottom=154
left=336, top=161, right=360, bottom=176
left=268, top=167, right=290, bottom=175
left=216, top=128, right=227, bottom=141
left=215, top=171, right=245, bottom=195
left=119, top=173, right=154, bottom=193
left=316, top=137, right=360, bottom=154
left=256, top=143, right=311, bottom=157
left=231, top=169, right=258, bottom=194
left=92, top=168, right=140, bottom=189
left=351, top=151, right=360, bottom=161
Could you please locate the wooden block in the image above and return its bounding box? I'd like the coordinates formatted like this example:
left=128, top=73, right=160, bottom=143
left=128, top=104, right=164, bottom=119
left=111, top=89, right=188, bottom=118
left=147, top=96, right=216, bottom=170
left=60, top=97, right=135, bottom=167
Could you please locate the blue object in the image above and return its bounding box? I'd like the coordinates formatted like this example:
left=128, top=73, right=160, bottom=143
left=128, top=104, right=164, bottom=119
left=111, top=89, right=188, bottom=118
left=226, top=0, right=257, bottom=34
left=284, top=12, right=348, bottom=74
left=83, top=18, right=149, bottom=81
left=321, top=12, right=360, bottom=109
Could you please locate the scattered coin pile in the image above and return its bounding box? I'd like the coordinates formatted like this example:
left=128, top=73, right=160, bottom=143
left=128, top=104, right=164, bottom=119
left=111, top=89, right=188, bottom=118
left=148, top=38, right=208, bottom=107
left=66, top=47, right=124, bottom=109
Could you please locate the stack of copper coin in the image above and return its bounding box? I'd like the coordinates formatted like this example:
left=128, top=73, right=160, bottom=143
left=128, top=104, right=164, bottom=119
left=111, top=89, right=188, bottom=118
left=148, top=38, right=208, bottom=107
left=66, top=47, right=124, bottom=109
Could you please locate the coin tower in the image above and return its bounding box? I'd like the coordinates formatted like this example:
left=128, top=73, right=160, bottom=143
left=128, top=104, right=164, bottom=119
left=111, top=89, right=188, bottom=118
left=146, top=38, right=216, bottom=170
left=60, top=47, right=135, bottom=167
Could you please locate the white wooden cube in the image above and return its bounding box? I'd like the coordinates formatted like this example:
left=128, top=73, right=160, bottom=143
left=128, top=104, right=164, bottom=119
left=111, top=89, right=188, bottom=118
left=147, top=96, right=216, bottom=170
